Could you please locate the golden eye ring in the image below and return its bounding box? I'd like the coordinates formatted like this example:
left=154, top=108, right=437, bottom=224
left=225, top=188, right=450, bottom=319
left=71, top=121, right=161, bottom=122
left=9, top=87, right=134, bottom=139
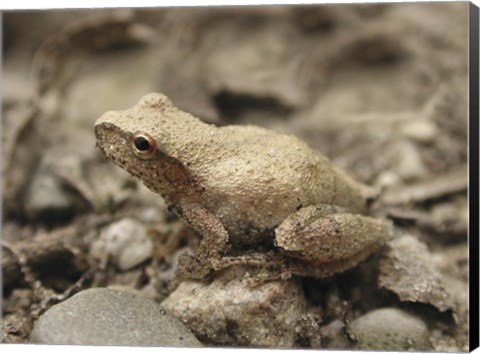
left=130, top=131, right=158, bottom=159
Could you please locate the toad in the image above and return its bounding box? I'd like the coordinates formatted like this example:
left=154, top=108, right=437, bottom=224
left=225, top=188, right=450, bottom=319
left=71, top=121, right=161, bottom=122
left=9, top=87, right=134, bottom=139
left=95, top=93, right=392, bottom=281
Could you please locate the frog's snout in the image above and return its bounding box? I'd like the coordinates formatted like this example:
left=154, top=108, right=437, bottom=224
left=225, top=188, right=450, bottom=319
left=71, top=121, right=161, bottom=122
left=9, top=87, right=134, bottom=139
left=94, top=111, right=117, bottom=129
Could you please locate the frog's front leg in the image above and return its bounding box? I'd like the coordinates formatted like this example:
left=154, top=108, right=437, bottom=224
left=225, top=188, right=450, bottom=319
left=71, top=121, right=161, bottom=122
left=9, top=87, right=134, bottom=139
left=274, top=204, right=393, bottom=278
left=174, top=202, right=229, bottom=280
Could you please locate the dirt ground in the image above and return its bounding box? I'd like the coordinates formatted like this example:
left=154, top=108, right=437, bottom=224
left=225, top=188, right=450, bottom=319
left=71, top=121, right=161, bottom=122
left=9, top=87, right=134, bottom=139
left=1, top=3, right=470, bottom=350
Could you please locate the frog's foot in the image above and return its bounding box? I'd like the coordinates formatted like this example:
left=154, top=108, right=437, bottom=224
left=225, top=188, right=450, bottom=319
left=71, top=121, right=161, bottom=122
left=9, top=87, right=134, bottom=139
left=174, top=252, right=294, bottom=287
left=170, top=202, right=230, bottom=287
left=174, top=254, right=213, bottom=284
left=210, top=252, right=352, bottom=282
left=210, top=251, right=283, bottom=270
left=275, top=204, right=393, bottom=276
left=209, top=251, right=295, bottom=286
left=178, top=202, right=230, bottom=265
left=243, top=269, right=293, bottom=287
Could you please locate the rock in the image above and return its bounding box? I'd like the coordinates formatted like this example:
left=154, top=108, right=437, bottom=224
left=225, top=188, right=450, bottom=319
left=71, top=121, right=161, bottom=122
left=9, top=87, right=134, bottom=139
left=374, top=170, right=401, bottom=189
left=393, top=140, right=428, bottom=180
left=349, top=308, right=431, bottom=351
left=400, top=119, right=438, bottom=143
left=24, top=169, right=76, bottom=222
left=426, top=199, right=468, bottom=239
left=1, top=246, right=22, bottom=289
left=206, top=29, right=305, bottom=110
left=162, top=268, right=308, bottom=348
left=319, top=319, right=350, bottom=349
left=91, top=218, right=153, bottom=271
left=382, top=168, right=467, bottom=205
left=24, top=154, right=90, bottom=222
left=30, top=288, right=202, bottom=347
left=378, top=235, right=455, bottom=312
left=432, top=243, right=468, bottom=282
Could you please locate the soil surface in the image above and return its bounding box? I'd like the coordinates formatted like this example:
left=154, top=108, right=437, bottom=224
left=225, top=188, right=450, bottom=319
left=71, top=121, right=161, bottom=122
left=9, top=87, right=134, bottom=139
left=2, top=3, right=469, bottom=350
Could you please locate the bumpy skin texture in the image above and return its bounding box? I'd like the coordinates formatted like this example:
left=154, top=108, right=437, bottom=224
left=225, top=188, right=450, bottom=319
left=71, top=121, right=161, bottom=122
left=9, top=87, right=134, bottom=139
left=95, top=93, right=392, bottom=280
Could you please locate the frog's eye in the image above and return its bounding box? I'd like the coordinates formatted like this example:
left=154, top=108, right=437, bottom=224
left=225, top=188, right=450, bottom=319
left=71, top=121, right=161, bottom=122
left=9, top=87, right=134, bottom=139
left=131, top=132, right=158, bottom=159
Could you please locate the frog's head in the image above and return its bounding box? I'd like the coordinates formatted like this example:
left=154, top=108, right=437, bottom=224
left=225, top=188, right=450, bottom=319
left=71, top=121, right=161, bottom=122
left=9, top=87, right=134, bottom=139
left=94, top=93, right=204, bottom=194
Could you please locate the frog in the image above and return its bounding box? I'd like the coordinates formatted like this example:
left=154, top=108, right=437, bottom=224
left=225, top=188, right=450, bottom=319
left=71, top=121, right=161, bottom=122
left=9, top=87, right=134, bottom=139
left=94, top=93, right=392, bottom=282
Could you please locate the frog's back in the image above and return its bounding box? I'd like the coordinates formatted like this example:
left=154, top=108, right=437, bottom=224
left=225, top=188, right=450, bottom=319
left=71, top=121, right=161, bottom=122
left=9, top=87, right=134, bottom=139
left=193, top=125, right=366, bottom=243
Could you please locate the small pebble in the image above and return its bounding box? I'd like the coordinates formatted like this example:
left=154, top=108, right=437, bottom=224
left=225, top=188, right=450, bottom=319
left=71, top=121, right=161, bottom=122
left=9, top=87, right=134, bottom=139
left=25, top=169, right=75, bottom=221
left=91, top=218, right=153, bottom=270
left=375, top=170, right=400, bottom=189
left=400, top=119, right=438, bottom=143
left=30, top=288, right=202, bottom=347
left=24, top=154, right=89, bottom=222
left=394, top=141, right=427, bottom=180
left=319, top=319, right=350, bottom=349
left=349, top=307, right=431, bottom=351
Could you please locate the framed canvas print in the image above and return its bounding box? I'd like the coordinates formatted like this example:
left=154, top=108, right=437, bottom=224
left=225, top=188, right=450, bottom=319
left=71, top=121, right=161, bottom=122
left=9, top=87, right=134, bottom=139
left=1, top=1, right=479, bottom=352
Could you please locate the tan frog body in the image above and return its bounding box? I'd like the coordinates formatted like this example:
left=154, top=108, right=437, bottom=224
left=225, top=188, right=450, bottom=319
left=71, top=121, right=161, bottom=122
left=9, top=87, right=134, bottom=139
left=95, top=93, right=392, bottom=281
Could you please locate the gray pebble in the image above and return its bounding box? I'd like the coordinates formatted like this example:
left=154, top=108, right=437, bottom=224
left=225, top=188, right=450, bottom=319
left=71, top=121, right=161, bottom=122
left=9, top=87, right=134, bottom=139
left=349, top=307, right=431, bottom=351
left=30, top=288, right=202, bottom=347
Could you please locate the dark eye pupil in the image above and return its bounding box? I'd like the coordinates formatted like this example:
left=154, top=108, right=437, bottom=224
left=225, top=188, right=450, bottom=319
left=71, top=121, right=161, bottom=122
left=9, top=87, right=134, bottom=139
left=134, top=136, right=150, bottom=151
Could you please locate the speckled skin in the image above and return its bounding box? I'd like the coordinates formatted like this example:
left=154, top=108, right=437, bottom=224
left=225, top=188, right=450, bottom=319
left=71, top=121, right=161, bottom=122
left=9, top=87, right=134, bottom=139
left=95, top=93, right=392, bottom=280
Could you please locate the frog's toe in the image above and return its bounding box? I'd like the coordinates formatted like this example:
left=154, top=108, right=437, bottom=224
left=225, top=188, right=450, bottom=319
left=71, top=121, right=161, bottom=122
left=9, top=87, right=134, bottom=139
left=176, top=254, right=212, bottom=280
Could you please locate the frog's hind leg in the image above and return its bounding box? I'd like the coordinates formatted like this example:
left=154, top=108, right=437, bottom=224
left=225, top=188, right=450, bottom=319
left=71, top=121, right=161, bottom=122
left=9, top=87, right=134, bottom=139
left=274, top=204, right=392, bottom=277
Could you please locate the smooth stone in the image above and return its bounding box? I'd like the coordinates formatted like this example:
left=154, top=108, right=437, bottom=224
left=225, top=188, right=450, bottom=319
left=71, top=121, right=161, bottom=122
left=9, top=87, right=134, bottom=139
left=30, top=288, right=202, bottom=347
left=349, top=307, right=431, bottom=351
